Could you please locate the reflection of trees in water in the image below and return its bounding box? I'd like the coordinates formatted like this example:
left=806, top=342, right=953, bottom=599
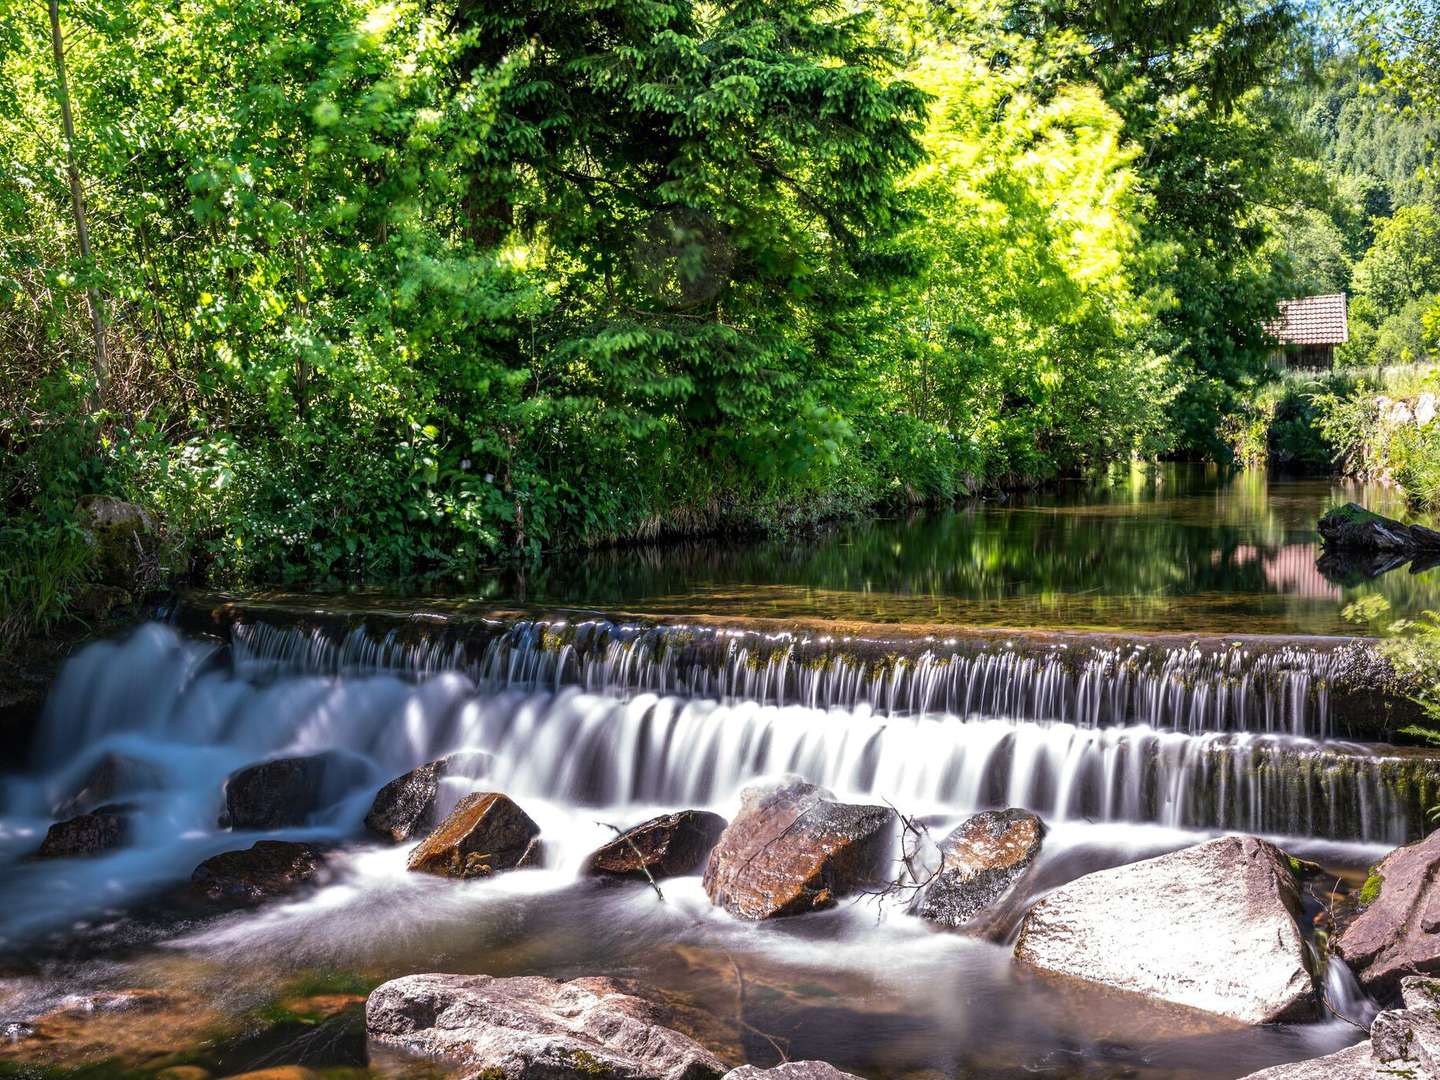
left=484, top=465, right=1440, bottom=632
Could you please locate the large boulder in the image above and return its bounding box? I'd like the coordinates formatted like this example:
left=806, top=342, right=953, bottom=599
left=702, top=778, right=897, bottom=920
left=365, top=973, right=725, bottom=1080
left=75, top=496, right=160, bottom=585
left=1014, top=835, right=1315, bottom=1024
left=406, top=792, right=541, bottom=879
left=223, top=751, right=372, bottom=830
left=32, top=804, right=130, bottom=858
left=365, top=751, right=490, bottom=843
left=725, top=1065, right=863, bottom=1080
left=1333, top=829, right=1440, bottom=1000
left=191, top=840, right=327, bottom=905
left=910, top=808, right=1044, bottom=929
left=588, top=811, right=727, bottom=882
left=1318, top=502, right=1440, bottom=553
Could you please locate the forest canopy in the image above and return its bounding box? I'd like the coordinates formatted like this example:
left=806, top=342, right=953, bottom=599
left=2, top=0, right=1438, bottom=636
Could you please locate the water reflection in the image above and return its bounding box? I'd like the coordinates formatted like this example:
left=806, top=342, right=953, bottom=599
left=482, top=465, right=1440, bottom=635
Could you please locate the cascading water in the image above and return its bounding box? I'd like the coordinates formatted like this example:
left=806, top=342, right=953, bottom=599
left=0, top=611, right=1420, bottom=1079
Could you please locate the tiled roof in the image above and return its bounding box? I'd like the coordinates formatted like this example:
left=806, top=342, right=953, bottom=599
left=1266, top=293, right=1349, bottom=346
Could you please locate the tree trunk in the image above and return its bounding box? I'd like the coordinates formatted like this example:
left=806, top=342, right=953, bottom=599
left=48, top=0, right=107, bottom=406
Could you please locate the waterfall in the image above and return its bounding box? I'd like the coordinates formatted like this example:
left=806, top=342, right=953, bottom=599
left=229, top=616, right=1365, bottom=738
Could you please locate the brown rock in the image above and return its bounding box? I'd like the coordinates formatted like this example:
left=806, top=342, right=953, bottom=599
left=191, top=841, right=326, bottom=905
left=911, top=808, right=1044, bottom=929
left=155, top=1067, right=211, bottom=1080
left=702, top=778, right=897, bottom=920
left=217, top=1069, right=319, bottom=1080
left=365, top=973, right=725, bottom=1080
left=406, top=792, right=541, bottom=879
left=364, top=751, right=489, bottom=843
left=588, top=811, right=727, bottom=881
left=1333, top=829, right=1440, bottom=1000
left=32, top=805, right=130, bottom=859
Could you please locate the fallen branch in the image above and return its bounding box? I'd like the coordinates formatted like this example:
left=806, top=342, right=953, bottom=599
left=596, top=821, right=664, bottom=902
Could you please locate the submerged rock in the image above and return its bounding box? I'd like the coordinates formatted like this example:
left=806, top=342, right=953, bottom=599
left=725, top=1065, right=864, bottom=1080
left=1014, top=835, right=1315, bottom=1024
left=588, top=811, right=727, bottom=881
left=702, top=777, right=897, bottom=920
left=223, top=751, right=372, bottom=830
left=365, top=973, right=726, bottom=1080
left=406, top=792, right=541, bottom=878
left=910, top=808, right=1044, bottom=929
left=32, top=804, right=130, bottom=859
left=191, top=840, right=327, bottom=905
left=1333, top=829, right=1440, bottom=1000
left=364, top=751, right=490, bottom=843
left=1318, top=502, right=1440, bottom=553
left=54, top=753, right=163, bottom=818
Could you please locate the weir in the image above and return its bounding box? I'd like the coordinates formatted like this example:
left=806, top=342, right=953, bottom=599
left=23, top=604, right=1437, bottom=847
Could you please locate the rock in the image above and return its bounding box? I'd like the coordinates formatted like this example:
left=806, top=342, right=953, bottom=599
left=55, top=753, right=163, bottom=818
left=217, top=1069, right=319, bottom=1080
left=1014, top=835, right=1315, bottom=1024
left=155, top=1068, right=211, bottom=1080
left=1371, top=1004, right=1440, bottom=1073
left=1318, top=502, right=1440, bottom=554
left=588, top=811, right=727, bottom=881
left=702, top=777, right=897, bottom=920
left=406, top=792, right=541, bottom=879
left=74, top=496, right=160, bottom=585
left=365, top=973, right=725, bottom=1080
left=725, top=1065, right=863, bottom=1080
left=1233, top=1042, right=1389, bottom=1079
left=32, top=804, right=130, bottom=858
left=223, top=751, right=373, bottom=830
left=364, top=751, right=489, bottom=843
left=191, top=841, right=327, bottom=905
left=1333, top=829, right=1440, bottom=1000
left=910, top=808, right=1044, bottom=929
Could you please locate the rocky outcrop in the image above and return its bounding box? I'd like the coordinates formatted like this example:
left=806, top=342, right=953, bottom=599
left=365, top=973, right=726, bottom=1080
left=32, top=804, right=130, bottom=858
left=1333, top=828, right=1440, bottom=1000
left=406, top=792, right=541, bottom=878
left=1318, top=502, right=1440, bottom=554
left=1236, top=976, right=1439, bottom=1079
left=191, top=840, right=327, bottom=905
left=702, top=777, right=897, bottom=920
left=223, top=751, right=372, bottom=830
left=588, top=811, right=727, bottom=881
left=364, top=751, right=490, bottom=843
left=725, top=1065, right=864, bottom=1080
left=1014, top=835, right=1315, bottom=1024
left=910, top=808, right=1044, bottom=929
left=55, top=753, right=163, bottom=818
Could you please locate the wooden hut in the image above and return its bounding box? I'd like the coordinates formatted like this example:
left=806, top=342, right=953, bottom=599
left=1265, top=293, right=1349, bottom=369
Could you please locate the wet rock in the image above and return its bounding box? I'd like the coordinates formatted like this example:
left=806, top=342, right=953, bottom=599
left=54, top=753, right=163, bottom=818
left=725, top=1064, right=864, bottom=1080
left=32, top=804, right=130, bottom=858
left=1014, top=835, right=1316, bottom=1024
left=588, top=811, right=727, bottom=881
left=155, top=1067, right=211, bottom=1080
left=364, top=751, right=489, bottom=843
left=406, top=792, right=541, bottom=879
left=1234, top=1042, right=1390, bottom=1079
left=702, top=777, right=897, bottom=920
left=223, top=751, right=372, bottom=830
left=217, top=1069, right=319, bottom=1080
left=191, top=841, right=327, bottom=905
left=910, top=808, right=1044, bottom=929
left=1333, top=828, right=1440, bottom=1000
left=365, top=973, right=726, bottom=1080
left=1318, top=502, right=1440, bottom=554
left=0, top=987, right=225, bottom=1070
